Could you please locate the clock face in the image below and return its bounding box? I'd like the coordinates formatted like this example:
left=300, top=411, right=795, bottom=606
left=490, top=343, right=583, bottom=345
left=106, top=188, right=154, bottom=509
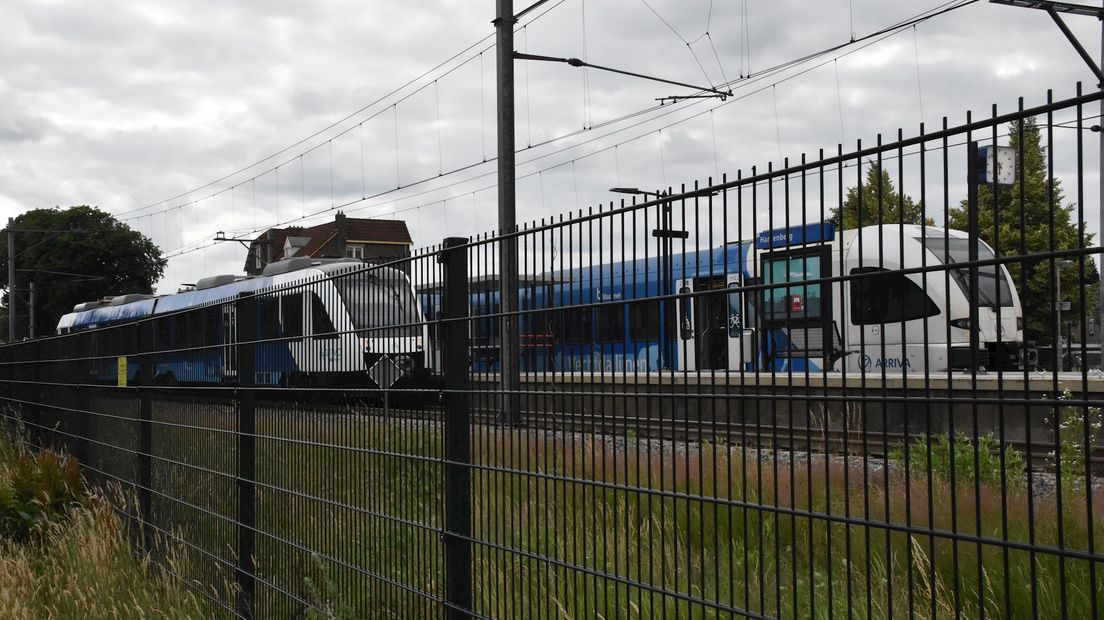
left=983, top=145, right=1016, bottom=186
left=994, top=146, right=1015, bottom=185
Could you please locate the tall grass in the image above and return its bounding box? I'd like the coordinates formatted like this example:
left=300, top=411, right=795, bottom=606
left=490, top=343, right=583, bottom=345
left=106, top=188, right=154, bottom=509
left=102, top=401, right=1103, bottom=619
left=0, top=419, right=205, bottom=619
left=31, top=390, right=1098, bottom=618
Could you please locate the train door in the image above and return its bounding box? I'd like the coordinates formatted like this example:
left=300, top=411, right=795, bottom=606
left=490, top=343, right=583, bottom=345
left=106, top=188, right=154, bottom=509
left=759, top=246, right=833, bottom=372
left=726, top=273, right=758, bottom=371
left=221, top=304, right=237, bottom=379
left=675, top=278, right=696, bottom=370
left=676, top=275, right=735, bottom=371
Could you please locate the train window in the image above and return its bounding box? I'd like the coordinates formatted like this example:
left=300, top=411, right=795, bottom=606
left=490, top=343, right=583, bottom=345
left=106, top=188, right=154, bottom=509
left=564, top=306, right=592, bottom=344
left=629, top=300, right=661, bottom=341
left=156, top=317, right=171, bottom=349
left=923, top=236, right=1015, bottom=308
left=763, top=254, right=824, bottom=320
left=310, top=293, right=338, bottom=339
left=598, top=303, right=625, bottom=343
left=259, top=297, right=280, bottom=340
left=849, top=267, right=939, bottom=325
left=204, top=308, right=221, bottom=346
left=281, top=292, right=304, bottom=337
left=185, top=311, right=202, bottom=349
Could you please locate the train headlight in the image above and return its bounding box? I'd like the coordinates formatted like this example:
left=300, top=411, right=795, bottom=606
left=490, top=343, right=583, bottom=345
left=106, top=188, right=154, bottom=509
left=1016, top=317, right=1025, bottom=331
left=415, top=336, right=423, bottom=351
left=361, top=337, right=372, bottom=351
left=397, top=355, right=414, bottom=376
left=950, top=318, right=973, bottom=331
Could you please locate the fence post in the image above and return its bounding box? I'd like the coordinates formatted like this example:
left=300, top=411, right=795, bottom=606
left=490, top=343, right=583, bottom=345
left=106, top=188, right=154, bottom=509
left=137, top=321, right=153, bottom=552
left=440, top=237, right=472, bottom=618
left=234, top=293, right=257, bottom=619
left=966, top=141, right=982, bottom=369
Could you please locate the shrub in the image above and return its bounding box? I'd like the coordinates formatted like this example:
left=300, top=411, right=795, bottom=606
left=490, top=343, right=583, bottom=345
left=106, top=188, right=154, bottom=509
left=1049, top=389, right=1103, bottom=490
left=0, top=448, right=86, bottom=541
left=892, top=433, right=1026, bottom=486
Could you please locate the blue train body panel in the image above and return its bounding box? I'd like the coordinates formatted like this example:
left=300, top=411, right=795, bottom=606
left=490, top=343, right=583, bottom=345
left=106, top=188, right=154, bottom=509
left=419, top=241, right=758, bottom=373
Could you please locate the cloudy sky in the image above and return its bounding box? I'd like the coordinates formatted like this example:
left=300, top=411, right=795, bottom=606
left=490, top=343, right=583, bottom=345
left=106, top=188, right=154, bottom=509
left=1, top=0, right=1101, bottom=293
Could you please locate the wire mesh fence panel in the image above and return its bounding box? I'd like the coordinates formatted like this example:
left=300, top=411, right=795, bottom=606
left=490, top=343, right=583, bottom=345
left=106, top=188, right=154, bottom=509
left=0, top=84, right=1102, bottom=618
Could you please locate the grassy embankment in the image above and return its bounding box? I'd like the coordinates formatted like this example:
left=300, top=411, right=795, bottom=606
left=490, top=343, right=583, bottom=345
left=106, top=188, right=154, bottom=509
left=109, top=399, right=1103, bottom=619
left=0, top=420, right=204, bottom=619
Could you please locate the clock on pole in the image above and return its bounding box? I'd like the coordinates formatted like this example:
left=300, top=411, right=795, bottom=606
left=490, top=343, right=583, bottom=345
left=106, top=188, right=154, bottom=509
left=978, top=145, right=1016, bottom=186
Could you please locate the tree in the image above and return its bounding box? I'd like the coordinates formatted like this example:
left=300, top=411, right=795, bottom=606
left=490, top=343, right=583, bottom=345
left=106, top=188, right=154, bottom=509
left=831, top=163, right=930, bottom=229
left=948, top=118, right=1099, bottom=341
left=0, top=206, right=166, bottom=339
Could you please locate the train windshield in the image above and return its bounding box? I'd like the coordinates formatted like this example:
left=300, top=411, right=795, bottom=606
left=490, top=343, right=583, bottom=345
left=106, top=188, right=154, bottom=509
left=923, top=236, right=1014, bottom=308
left=334, top=272, right=422, bottom=336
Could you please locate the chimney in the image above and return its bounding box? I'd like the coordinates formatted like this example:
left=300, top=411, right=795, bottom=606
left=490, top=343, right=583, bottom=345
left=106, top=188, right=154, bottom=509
left=335, top=211, right=348, bottom=258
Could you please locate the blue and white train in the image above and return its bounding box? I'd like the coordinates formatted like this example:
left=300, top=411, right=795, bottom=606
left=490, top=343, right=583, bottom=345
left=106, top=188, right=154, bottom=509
left=56, top=257, right=429, bottom=388
left=421, top=222, right=1026, bottom=375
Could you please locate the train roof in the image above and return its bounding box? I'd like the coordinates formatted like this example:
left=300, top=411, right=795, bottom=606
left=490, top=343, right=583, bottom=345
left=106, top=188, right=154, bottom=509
left=56, top=257, right=410, bottom=334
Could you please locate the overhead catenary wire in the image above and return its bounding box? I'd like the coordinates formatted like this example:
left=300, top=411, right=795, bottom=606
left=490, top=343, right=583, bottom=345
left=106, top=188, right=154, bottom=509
left=157, top=0, right=983, bottom=260
left=639, top=0, right=729, bottom=88
left=164, top=1, right=982, bottom=260
left=162, top=105, right=1099, bottom=261
left=121, top=0, right=568, bottom=219
left=129, top=0, right=976, bottom=232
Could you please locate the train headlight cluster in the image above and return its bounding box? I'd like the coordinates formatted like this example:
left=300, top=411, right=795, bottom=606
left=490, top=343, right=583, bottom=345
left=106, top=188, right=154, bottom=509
left=397, top=355, right=414, bottom=376
left=950, top=318, right=974, bottom=331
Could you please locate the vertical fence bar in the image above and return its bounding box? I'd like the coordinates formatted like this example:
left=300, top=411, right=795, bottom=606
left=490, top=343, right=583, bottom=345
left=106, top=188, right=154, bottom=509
left=137, top=321, right=153, bottom=551
left=235, top=292, right=257, bottom=619
left=440, top=237, right=472, bottom=618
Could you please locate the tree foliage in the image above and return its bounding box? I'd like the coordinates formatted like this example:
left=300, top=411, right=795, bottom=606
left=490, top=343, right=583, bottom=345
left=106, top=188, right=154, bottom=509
left=831, top=163, right=929, bottom=229
left=0, top=206, right=165, bottom=340
left=948, top=118, right=1099, bottom=340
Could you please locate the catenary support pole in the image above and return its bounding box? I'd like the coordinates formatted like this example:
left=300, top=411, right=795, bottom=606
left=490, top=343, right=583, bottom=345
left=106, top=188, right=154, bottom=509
left=1098, top=6, right=1103, bottom=359
left=496, top=0, right=521, bottom=424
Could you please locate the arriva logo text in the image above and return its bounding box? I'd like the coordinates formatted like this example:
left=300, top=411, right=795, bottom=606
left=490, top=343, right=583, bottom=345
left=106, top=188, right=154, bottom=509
left=861, top=354, right=911, bottom=370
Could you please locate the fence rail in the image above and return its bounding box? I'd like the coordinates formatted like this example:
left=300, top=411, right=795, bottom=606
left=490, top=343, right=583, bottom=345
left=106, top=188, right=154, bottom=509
left=2, top=85, right=1104, bottom=618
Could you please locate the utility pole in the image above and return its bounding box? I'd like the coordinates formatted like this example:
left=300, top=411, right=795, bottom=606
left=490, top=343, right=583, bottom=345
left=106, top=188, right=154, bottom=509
left=7, top=218, right=15, bottom=343
left=496, top=0, right=521, bottom=425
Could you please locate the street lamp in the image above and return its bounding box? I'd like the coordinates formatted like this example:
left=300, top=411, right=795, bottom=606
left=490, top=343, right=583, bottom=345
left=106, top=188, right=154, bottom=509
left=610, top=187, right=690, bottom=369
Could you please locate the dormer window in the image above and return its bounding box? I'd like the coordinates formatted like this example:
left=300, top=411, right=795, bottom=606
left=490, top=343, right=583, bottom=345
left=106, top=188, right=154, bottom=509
left=346, top=244, right=365, bottom=259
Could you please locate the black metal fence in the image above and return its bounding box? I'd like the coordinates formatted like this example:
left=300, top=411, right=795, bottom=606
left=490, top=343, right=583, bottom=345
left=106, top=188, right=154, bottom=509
left=1, top=85, right=1103, bottom=618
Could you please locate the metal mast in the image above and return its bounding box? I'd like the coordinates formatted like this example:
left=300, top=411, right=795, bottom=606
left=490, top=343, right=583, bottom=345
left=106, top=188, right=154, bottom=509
left=496, top=0, right=521, bottom=424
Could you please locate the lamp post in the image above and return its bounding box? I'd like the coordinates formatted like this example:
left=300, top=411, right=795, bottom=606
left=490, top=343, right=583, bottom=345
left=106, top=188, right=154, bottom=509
left=610, top=188, right=690, bottom=369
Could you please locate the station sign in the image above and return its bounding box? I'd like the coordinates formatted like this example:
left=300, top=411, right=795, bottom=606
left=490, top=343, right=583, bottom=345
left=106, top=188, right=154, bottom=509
left=756, top=221, right=836, bottom=249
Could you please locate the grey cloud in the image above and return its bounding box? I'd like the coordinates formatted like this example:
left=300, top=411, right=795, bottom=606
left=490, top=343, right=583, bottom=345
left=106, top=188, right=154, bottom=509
left=0, top=97, right=54, bottom=143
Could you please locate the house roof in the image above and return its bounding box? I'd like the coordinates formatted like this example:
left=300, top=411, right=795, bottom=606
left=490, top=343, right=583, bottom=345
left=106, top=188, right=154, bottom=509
left=246, top=218, right=413, bottom=270
left=347, top=219, right=412, bottom=244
